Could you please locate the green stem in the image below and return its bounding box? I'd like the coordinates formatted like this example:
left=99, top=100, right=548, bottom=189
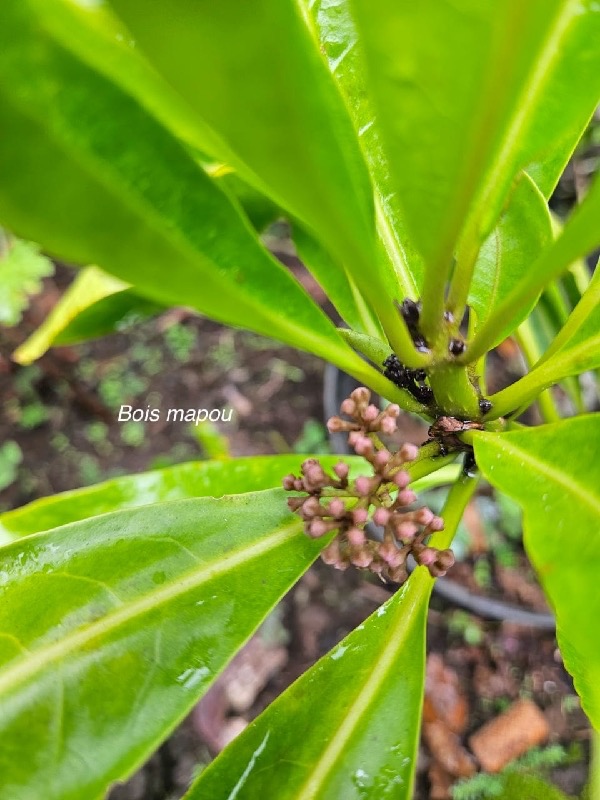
left=407, top=443, right=458, bottom=482
left=428, top=363, right=481, bottom=418
left=419, top=260, right=450, bottom=348
left=377, top=298, right=432, bottom=369
left=429, top=472, right=479, bottom=552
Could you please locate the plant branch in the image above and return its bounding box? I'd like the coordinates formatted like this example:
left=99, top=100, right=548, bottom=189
left=428, top=472, right=479, bottom=552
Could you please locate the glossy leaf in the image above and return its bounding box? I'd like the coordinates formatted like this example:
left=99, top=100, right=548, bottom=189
left=489, top=261, right=600, bottom=417
left=186, top=569, right=433, bottom=800
left=293, top=225, right=383, bottom=337
left=0, top=456, right=461, bottom=542
left=0, top=1, right=367, bottom=377
left=305, top=0, right=423, bottom=297
left=108, top=0, right=380, bottom=296
left=0, top=456, right=360, bottom=540
left=468, top=173, right=552, bottom=335
left=35, top=0, right=227, bottom=159
left=350, top=0, right=600, bottom=334
left=468, top=172, right=600, bottom=363
left=474, top=419, right=600, bottom=727
left=0, top=490, right=323, bottom=799
left=12, top=266, right=158, bottom=364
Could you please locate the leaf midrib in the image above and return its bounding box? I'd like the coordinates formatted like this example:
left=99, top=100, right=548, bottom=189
left=0, top=520, right=302, bottom=698
left=298, top=573, right=431, bottom=798
left=480, top=434, right=600, bottom=517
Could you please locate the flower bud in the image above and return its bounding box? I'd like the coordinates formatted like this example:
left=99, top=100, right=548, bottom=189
left=395, top=520, right=418, bottom=540
left=301, top=496, right=321, bottom=517
left=327, top=498, right=345, bottom=518
left=397, top=489, right=417, bottom=506
left=351, top=387, right=371, bottom=405
left=373, top=507, right=390, bottom=526
left=414, top=507, right=434, bottom=526
left=385, top=404, right=401, bottom=418
left=392, top=470, right=410, bottom=489
left=340, top=398, right=357, bottom=416
left=435, top=549, right=455, bottom=570
left=428, top=515, right=445, bottom=532
left=399, top=443, right=419, bottom=462
left=327, top=416, right=345, bottom=433
left=416, top=547, right=437, bottom=566
left=347, top=526, right=366, bottom=547
left=308, top=519, right=331, bottom=538
left=380, top=416, right=397, bottom=435
left=282, top=474, right=296, bottom=490
left=352, top=507, right=369, bottom=525
left=354, top=476, right=373, bottom=496
left=374, top=449, right=392, bottom=467
left=363, top=404, right=379, bottom=422
left=333, top=461, right=349, bottom=480
left=351, top=549, right=373, bottom=568
left=354, top=436, right=374, bottom=457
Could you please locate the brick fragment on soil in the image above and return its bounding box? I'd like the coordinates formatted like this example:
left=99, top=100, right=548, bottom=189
left=424, top=720, right=476, bottom=778
left=468, top=698, right=550, bottom=773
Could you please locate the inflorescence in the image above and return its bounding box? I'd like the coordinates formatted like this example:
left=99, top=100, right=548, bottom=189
left=282, top=387, right=455, bottom=584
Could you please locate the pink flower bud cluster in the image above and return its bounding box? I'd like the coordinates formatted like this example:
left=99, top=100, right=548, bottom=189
left=282, top=387, right=455, bottom=583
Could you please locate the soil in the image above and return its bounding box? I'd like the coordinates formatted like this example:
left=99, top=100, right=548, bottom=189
left=0, top=262, right=592, bottom=800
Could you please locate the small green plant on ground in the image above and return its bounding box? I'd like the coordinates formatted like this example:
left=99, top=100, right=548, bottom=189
left=0, top=1, right=600, bottom=798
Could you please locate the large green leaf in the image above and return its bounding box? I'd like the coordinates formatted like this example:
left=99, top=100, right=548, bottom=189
left=349, top=0, right=600, bottom=335
left=0, top=456, right=461, bottom=542
left=468, top=171, right=600, bottom=363
left=468, top=173, right=552, bottom=335
left=305, top=0, right=423, bottom=298
left=186, top=568, right=432, bottom=800
left=37, top=0, right=228, bottom=159
left=0, top=0, right=371, bottom=378
left=0, top=490, right=323, bottom=800
left=108, top=0, right=379, bottom=293
left=474, top=419, right=600, bottom=728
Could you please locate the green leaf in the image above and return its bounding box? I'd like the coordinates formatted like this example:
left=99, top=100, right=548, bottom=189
left=305, top=0, right=424, bottom=298
left=489, top=261, right=600, bottom=417
left=468, top=173, right=552, bottom=336
left=0, top=456, right=360, bottom=540
left=108, top=0, right=378, bottom=293
left=0, top=1, right=366, bottom=376
left=12, top=266, right=156, bottom=365
left=0, top=490, right=322, bottom=800
left=293, top=224, right=383, bottom=337
left=34, top=0, right=227, bottom=159
left=474, top=419, right=600, bottom=728
left=186, top=569, right=433, bottom=800
left=349, top=0, right=600, bottom=335
left=0, top=455, right=461, bottom=542
left=468, top=172, right=600, bottom=363
left=0, top=234, right=54, bottom=326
